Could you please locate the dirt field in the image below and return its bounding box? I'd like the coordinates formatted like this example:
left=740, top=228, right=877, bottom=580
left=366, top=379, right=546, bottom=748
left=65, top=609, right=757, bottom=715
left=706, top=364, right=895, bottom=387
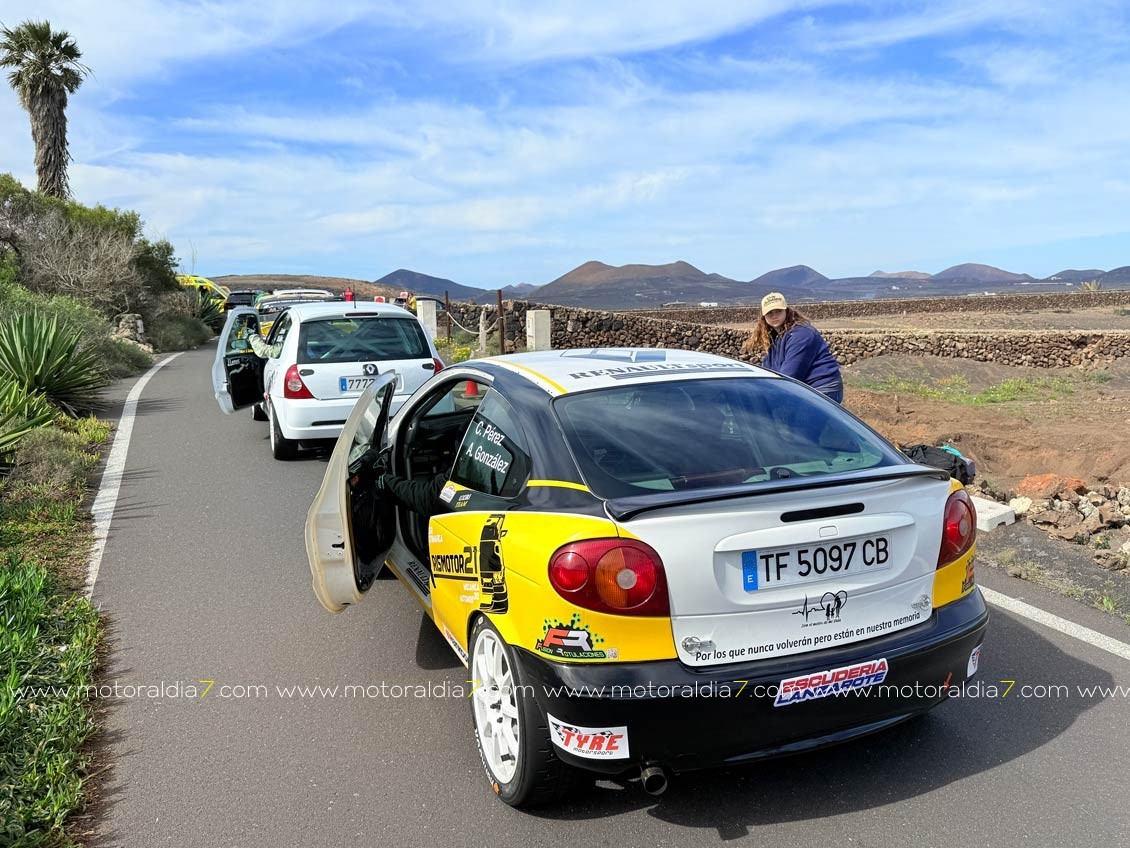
left=725, top=304, right=1130, bottom=332
left=842, top=355, right=1130, bottom=491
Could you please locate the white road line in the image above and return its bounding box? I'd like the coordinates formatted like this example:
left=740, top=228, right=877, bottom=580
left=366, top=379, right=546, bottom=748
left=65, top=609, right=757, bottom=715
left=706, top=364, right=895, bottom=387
left=85, top=353, right=185, bottom=597
left=980, top=586, right=1130, bottom=663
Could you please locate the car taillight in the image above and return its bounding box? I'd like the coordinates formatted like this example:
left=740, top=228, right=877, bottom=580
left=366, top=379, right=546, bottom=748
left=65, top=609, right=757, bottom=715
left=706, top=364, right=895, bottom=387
left=284, top=364, right=314, bottom=399
left=938, top=489, right=976, bottom=568
left=431, top=357, right=444, bottom=373
left=548, top=539, right=668, bottom=616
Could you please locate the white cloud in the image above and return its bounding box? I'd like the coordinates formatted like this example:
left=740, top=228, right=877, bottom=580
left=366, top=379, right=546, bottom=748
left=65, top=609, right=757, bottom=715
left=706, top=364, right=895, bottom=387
left=4, top=1, right=1130, bottom=283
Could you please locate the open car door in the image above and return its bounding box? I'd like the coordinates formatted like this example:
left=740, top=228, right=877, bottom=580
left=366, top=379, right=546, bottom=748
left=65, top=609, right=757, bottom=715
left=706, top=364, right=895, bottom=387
left=211, top=307, right=264, bottom=414
left=305, top=374, right=398, bottom=612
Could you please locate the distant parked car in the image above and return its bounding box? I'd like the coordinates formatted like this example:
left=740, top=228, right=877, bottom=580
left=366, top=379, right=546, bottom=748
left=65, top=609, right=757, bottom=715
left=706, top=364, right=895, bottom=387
left=211, top=302, right=444, bottom=459
left=223, top=289, right=264, bottom=310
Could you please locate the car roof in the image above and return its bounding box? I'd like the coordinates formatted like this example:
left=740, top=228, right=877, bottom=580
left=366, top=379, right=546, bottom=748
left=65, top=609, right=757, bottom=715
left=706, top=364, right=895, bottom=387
left=476, top=348, right=775, bottom=395
left=278, top=302, right=418, bottom=321
left=272, top=288, right=332, bottom=295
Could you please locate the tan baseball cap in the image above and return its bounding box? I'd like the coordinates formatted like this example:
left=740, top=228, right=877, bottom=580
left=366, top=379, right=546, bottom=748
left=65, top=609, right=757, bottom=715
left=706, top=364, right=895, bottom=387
left=761, top=292, right=788, bottom=314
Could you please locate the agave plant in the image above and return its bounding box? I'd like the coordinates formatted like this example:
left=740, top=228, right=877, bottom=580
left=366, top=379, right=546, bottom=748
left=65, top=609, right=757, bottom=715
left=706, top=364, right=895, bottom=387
left=0, top=375, right=54, bottom=470
left=194, top=290, right=227, bottom=333
left=0, top=310, right=108, bottom=416
left=0, top=372, right=55, bottom=420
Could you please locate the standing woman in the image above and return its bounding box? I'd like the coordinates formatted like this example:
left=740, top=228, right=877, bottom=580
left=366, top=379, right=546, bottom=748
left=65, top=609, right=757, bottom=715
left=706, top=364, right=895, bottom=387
left=742, top=292, right=844, bottom=402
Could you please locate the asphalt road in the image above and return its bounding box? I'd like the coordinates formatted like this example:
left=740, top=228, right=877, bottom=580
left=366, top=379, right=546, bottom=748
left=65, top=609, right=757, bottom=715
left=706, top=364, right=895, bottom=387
left=90, top=344, right=1130, bottom=848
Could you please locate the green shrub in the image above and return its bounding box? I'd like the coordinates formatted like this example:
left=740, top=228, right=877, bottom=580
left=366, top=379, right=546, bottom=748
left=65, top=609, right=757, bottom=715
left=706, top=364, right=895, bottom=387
left=0, top=553, right=101, bottom=846
left=0, top=173, right=180, bottom=315
left=3, top=421, right=104, bottom=502
left=433, top=336, right=474, bottom=364
left=148, top=315, right=212, bottom=352
left=0, top=271, right=152, bottom=380
left=0, top=311, right=109, bottom=416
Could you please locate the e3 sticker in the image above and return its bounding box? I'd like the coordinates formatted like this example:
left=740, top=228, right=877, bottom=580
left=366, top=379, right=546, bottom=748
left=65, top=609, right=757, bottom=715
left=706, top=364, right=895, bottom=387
left=439, top=483, right=456, bottom=504
left=968, top=644, right=981, bottom=676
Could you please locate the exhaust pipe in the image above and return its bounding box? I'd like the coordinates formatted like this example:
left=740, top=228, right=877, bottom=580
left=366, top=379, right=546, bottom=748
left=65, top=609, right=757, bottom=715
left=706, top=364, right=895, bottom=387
left=640, top=764, right=668, bottom=796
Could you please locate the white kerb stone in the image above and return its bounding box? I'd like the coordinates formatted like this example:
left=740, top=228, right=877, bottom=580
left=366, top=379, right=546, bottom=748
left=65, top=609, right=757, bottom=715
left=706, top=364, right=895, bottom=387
left=971, top=496, right=1016, bottom=532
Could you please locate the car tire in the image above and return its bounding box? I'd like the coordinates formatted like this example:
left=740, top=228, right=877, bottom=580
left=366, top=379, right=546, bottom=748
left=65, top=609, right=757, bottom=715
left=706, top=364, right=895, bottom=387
left=252, top=403, right=268, bottom=421
left=469, top=616, right=580, bottom=808
left=268, top=403, right=298, bottom=461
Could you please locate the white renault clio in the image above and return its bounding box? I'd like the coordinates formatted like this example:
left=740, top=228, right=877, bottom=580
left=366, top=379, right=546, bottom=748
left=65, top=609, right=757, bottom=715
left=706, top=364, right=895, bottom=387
left=212, top=302, right=443, bottom=459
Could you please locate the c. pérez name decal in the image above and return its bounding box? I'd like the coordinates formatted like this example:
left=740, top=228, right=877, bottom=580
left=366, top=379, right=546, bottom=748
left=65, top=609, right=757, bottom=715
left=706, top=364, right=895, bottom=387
left=466, top=419, right=511, bottom=475
left=775, top=658, right=889, bottom=707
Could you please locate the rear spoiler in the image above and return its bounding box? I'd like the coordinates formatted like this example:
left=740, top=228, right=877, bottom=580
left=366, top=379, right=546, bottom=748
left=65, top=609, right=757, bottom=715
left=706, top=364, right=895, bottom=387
left=604, top=465, right=949, bottom=521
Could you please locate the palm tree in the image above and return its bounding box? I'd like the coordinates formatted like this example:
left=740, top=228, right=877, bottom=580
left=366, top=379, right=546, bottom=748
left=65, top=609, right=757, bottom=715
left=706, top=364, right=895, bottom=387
left=0, top=20, right=88, bottom=199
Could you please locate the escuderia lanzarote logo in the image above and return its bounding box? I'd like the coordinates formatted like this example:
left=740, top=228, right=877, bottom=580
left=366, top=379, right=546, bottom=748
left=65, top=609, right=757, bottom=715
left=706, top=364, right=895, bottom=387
left=774, top=658, right=889, bottom=707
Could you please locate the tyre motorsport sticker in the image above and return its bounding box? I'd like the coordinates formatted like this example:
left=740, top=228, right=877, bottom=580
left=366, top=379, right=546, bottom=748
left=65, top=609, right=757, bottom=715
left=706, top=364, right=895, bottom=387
left=535, top=615, right=617, bottom=660
left=774, top=658, right=889, bottom=707
left=546, top=713, right=630, bottom=760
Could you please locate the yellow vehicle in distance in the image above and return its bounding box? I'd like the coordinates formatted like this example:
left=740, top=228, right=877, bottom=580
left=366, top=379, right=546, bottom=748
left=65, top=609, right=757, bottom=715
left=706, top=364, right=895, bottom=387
left=177, top=275, right=230, bottom=308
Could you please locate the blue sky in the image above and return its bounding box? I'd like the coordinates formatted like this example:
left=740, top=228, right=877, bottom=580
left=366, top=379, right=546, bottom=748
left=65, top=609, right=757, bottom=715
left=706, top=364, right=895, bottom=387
left=3, top=1, right=1130, bottom=288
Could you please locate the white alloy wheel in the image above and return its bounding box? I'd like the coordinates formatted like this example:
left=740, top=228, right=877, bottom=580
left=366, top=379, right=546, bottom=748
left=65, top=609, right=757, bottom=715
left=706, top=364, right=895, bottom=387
left=471, top=627, right=521, bottom=785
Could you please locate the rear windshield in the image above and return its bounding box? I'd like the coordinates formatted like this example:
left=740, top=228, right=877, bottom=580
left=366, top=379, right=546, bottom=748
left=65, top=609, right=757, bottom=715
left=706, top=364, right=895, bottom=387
left=225, top=292, right=258, bottom=306
left=297, top=317, right=429, bottom=365
left=554, top=378, right=902, bottom=499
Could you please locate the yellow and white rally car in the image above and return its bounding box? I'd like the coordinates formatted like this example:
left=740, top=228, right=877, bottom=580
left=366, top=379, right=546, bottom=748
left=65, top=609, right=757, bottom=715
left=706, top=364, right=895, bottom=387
left=305, top=348, right=987, bottom=808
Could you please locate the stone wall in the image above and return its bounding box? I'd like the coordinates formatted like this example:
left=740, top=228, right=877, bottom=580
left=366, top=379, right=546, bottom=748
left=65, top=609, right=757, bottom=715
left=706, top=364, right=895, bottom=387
left=446, top=300, right=1130, bottom=367
left=628, top=289, right=1130, bottom=325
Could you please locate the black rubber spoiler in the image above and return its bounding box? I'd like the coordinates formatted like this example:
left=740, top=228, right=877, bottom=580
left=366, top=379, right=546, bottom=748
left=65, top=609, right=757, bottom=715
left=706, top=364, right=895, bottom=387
left=603, top=465, right=949, bottom=521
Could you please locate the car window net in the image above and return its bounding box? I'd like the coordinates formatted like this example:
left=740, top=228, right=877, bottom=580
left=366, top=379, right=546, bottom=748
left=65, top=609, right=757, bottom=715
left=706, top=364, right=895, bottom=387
left=298, top=318, right=429, bottom=364
left=554, top=378, right=900, bottom=499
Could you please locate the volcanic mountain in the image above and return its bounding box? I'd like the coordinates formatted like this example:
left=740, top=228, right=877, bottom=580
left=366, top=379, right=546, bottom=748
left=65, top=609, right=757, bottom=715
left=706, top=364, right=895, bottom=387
left=931, top=263, right=1034, bottom=284
left=532, top=260, right=745, bottom=309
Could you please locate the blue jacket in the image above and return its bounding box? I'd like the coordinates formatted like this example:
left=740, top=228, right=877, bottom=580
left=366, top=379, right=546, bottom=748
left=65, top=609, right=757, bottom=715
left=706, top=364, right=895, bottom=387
left=761, top=323, right=841, bottom=389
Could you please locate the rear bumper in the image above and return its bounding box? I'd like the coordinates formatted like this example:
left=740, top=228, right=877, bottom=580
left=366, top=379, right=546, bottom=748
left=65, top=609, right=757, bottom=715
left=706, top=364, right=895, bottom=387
left=275, top=394, right=409, bottom=441
left=275, top=396, right=357, bottom=440
left=512, top=589, right=988, bottom=775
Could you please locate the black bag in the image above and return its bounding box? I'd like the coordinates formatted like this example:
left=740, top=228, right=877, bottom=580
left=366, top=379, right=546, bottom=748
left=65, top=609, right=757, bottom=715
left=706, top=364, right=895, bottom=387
left=899, top=444, right=976, bottom=485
